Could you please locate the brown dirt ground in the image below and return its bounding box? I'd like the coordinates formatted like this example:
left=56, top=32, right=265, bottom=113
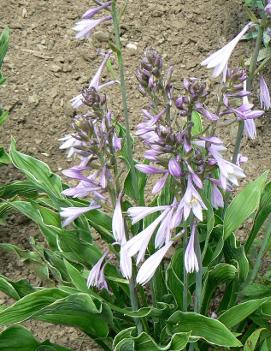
left=0, top=0, right=271, bottom=350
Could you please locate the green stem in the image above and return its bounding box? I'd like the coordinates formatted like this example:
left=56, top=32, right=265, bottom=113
left=111, top=0, right=139, bottom=202
left=128, top=278, right=143, bottom=334
left=245, top=215, right=271, bottom=287
left=232, top=24, right=263, bottom=164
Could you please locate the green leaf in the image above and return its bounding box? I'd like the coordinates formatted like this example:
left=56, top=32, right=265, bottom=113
left=37, top=341, right=74, bottom=351
left=0, top=326, right=39, bottom=351
left=218, top=297, right=270, bottom=328
left=0, top=276, right=20, bottom=300
left=244, top=328, right=266, bottom=351
left=34, top=293, right=109, bottom=338
left=167, top=311, right=242, bottom=348
left=0, top=27, right=9, bottom=66
left=64, top=260, right=89, bottom=293
left=114, top=328, right=190, bottom=351
left=246, top=180, right=271, bottom=253
left=223, top=233, right=249, bottom=281
left=0, top=288, right=68, bottom=325
left=191, top=111, right=203, bottom=136
left=201, top=263, right=237, bottom=314
left=0, top=110, right=8, bottom=126
left=10, top=139, right=63, bottom=196
left=0, top=147, right=10, bottom=165
left=0, top=181, right=38, bottom=198
left=224, top=172, right=268, bottom=238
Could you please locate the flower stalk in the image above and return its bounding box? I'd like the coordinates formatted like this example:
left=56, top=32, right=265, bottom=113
left=111, top=0, right=139, bottom=202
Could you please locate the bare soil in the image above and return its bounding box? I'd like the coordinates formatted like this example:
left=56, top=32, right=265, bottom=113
left=0, top=0, right=271, bottom=350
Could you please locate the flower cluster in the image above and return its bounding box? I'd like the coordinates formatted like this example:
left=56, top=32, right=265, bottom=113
left=59, top=55, right=121, bottom=227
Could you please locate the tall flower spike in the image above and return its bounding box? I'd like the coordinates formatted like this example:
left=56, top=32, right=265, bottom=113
left=184, top=223, right=199, bottom=274
left=201, top=23, right=252, bottom=78
left=136, top=241, right=173, bottom=285
left=259, top=76, right=271, bottom=110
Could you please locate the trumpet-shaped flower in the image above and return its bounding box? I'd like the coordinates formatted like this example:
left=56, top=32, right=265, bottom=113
left=244, top=119, right=256, bottom=139
left=127, top=205, right=169, bottom=225
left=120, top=247, right=132, bottom=280
left=124, top=209, right=169, bottom=264
left=136, top=241, right=173, bottom=285
left=112, top=195, right=126, bottom=245
left=59, top=134, right=82, bottom=158
left=259, top=76, right=271, bottom=110
left=73, top=16, right=112, bottom=40
left=60, top=203, right=100, bottom=227
left=201, top=23, right=252, bottom=78
left=87, top=253, right=108, bottom=290
left=180, top=178, right=207, bottom=221
left=184, top=224, right=199, bottom=273
left=211, top=184, right=224, bottom=209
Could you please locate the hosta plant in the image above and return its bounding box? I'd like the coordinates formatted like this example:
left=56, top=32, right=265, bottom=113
left=0, top=1, right=271, bottom=350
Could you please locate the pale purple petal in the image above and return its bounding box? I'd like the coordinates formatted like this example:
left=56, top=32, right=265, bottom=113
left=120, top=247, right=132, bottom=279
left=244, top=117, right=256, bottom=139
left=152, top=173, right=169, bottom=194
left=136, top=241, right=173, bottom=285
left=112, top=195, right=126, bottom=245
left=184, top=224, right=199, bottom=273
left=60, top=204, right=100, bottom=227
left=201, top=23, right=252, bottom=78
left=127, top=205, right=169, bottom=225
left=259, top=76, right=271, bottom=110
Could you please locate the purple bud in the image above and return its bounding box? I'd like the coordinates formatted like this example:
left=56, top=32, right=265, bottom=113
left=136, top=164, right=166, bottom=175
left=168, top=158, right=182, bottom=177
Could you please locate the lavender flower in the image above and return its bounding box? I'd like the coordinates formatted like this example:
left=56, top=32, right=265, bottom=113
left=124, top=209, right=170, bottom=264
left=184, top=223, right=199, bottom=273
left=209, top=143, right=245, bottom=189
left=259, top=76, right=271, bottom=110
left=120, top=247, right=132, bottom=280
left=127, top=205, right=169, bottom=224
left=168, top=158, right=182, bottom=177
left=60, top=203, right=100, bottom=227
left=112, top=195, right=126, bottom=245
left=73, top=16, right=112, bottom=40
left=265, top=1, right=271, bottom=16
left=211, top=183, right=224, bottom=209
left=201, top=23, right=252, bottom=78
left=59, top=134, right=83, bottom=158
left=82, top=1, right=111, bottom=19
left=180, top=177, right=207, bottom=221
left=136, top=241, right=173, bottom=285
left=71, top=53, right=116, bottom=109
left=87, top=253, right=108, bottom=290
